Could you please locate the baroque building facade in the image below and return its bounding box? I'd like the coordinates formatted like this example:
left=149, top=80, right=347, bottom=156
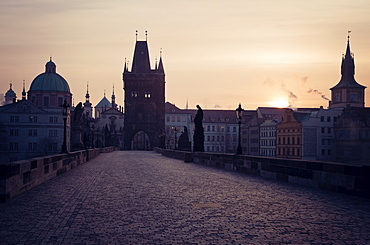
left=0, top=58, right=72, bottom=163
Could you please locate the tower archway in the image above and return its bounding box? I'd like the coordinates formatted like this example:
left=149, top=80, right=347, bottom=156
left=131, top=131, right=151, bottom=150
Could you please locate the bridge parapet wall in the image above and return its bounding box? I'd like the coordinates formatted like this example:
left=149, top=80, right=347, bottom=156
left=0, top=148, right=113, bottom=202
left=158, top=149, right=370, bottom=198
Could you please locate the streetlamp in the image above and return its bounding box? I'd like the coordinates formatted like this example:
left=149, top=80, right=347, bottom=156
left=235, top=103, right=244, bottom=154
left=91, top=124, right=95, bottom=148
left=61, top=99, right=70, bottom=153
left=173, top=126, right=178, bottom=150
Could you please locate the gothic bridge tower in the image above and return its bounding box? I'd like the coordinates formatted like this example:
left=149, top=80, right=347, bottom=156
left=123, top=32, right=165, bottom=150
left=329, top=33, right=366, bottom=108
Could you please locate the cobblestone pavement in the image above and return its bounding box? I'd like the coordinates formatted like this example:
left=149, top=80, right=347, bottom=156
left=1, top=151, right=370, bottom=245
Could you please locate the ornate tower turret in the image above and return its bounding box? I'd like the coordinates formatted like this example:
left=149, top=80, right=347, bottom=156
left=329, top=33, right=366, bottom=108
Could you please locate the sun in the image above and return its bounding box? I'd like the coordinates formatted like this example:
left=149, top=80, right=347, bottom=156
left=270, top=100, right=289, bottom=108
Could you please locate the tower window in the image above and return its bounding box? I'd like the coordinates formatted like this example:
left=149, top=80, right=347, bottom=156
left=131, top=91, right=138, bottom=98
left=144, top=92, right=151, bottom=98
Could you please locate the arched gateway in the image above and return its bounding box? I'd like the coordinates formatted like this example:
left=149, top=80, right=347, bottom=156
left=131, top=131, right=151, bottom=150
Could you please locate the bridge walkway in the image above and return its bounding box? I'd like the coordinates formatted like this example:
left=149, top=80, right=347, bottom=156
left=1, top=151, right=370, bottom=244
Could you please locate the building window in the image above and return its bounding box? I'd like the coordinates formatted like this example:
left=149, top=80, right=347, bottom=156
left=327, top=116, right=331, bottom=122
left=49, top=117, right=58, bottom=123
left=58, top=97, right=64, bottom=107
left=10, top=129, right=19, bottom=136
left=212, top=126, right=215, bottom=131
left=9, top=142, right=18, bottom=150
left=322, top=149, right=325, bottom=155
left=321, top=127, right=325, bottom=134
left=177, top=117, right=180, bottom=122
left=207, top=126, right=210, bottom=131
left=28, top=129, right=38, bottom=136
left=49, top=130, right=58, bottom=137
left=131, top=91, right=138, bottom=97
left=321, top=116, right=324, bottom=122
left=10, top=116, right=19, bottom=122
left=28, top=142, right=38, bottom=150
left=327, top=128, right=331, bottom=134
left=44, top=96, right=49, bottom=107
left=29, top=116, right=38, bottom=123
left=144, top=92, right=151, bottom=98
left=166, top=116, right=170, bottom=122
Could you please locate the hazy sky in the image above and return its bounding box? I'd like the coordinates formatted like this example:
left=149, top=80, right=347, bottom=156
left=1, top=0, right=370, bottom=110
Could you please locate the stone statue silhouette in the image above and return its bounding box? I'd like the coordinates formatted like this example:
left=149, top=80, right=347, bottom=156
left=193, top=105, right=204, bottom=152
left=178, top=126, right=191, bottom=151
left=71, top=102, right=85, bottom=151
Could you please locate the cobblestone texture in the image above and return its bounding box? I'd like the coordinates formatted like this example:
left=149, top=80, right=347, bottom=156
left=1, top=151, right=370, bottom=244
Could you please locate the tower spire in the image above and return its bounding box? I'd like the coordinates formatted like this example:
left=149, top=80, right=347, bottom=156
left=85, top=81, right=90, bottom=102
left=22, top=80, right=26, bottom=100
left=157, top=48, right=164, bottom=74
left=111, top=84, right=116, bottom=108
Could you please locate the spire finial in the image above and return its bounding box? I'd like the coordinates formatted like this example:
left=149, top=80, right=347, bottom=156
left=22, top=80, right=26, bottom=99
left=104, top=90, right=106, bottom=97
left=160, top=48, right=162, bottom=58
left=112, top=83, right=115, bottom=95
left=348, top=30, right=351, bottom=41
left=87, top=81, right=89, bottom=93
left=145, top=30, right=148, bottom=41
left=9, top=82, right=12, bottom=90
left=136, top=30, right=138, bottom=41
left=50, top=56, right=52, bottom=61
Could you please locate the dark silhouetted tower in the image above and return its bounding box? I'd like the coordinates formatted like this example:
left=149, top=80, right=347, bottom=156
left=330, top=33, right=366, bottom=108
left=123, top=34, right=165, bottom=150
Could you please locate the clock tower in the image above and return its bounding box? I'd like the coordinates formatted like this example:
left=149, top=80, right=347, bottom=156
left=329, top=33, right=366, bottom=109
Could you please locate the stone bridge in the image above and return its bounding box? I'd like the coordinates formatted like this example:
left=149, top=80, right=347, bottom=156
left=1, top=151, right=369, bottom=244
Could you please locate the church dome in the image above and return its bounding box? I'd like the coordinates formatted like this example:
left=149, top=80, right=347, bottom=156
left=29, top=58, right=70, bottom=93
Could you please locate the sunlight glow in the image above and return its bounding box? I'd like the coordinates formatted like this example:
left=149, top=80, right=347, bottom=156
left=270, top=100, right=289, bottom=108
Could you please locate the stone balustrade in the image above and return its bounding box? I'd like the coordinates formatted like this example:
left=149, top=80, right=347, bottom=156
left=156, top=148, right=370, bottom=198
left=0, top=148, right=114, bottom=202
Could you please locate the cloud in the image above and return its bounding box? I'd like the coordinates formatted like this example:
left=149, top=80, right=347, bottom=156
left=307, top=88, right=330, bottom=101
left=301, top=76, right=308, bottom=85
left=281, top=81, right=298, bottom=108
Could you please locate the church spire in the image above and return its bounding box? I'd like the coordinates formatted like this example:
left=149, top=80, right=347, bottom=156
left=22, top=80, right=26, bottom=100
left=111, top=84, right=116, bottom=108
left=85, top=82, right=90, bottom=102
